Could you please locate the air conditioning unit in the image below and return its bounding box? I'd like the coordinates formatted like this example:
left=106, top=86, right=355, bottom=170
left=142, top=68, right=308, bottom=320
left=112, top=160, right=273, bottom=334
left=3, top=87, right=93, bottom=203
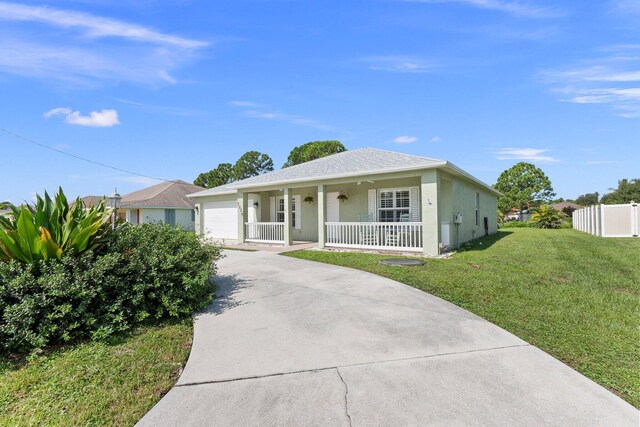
left=453, top=213, right=463, bottom=224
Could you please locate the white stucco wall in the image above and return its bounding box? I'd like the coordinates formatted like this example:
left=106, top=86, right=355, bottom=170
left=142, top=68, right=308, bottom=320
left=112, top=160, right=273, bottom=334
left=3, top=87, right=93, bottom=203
left=121, top=207, right=196, bottom=231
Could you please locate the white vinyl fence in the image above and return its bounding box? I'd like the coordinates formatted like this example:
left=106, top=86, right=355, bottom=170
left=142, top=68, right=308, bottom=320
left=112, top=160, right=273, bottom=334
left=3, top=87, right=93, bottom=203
left=573, top=203, right=639, bottom=237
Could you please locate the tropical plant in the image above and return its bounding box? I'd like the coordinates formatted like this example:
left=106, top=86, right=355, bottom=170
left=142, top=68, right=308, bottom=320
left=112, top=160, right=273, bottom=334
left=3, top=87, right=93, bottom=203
left=529, top=205, right=564, bottom=229
left=0, top=188, right=113, bottom=263
left=0, top=223, right=221, bottom=352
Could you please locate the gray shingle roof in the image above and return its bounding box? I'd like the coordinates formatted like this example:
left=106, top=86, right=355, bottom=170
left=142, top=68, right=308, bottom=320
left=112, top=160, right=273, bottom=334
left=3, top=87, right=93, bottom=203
left=189, top=148, right=447, bottom=197
left=121, top=180, right=205, bottom=208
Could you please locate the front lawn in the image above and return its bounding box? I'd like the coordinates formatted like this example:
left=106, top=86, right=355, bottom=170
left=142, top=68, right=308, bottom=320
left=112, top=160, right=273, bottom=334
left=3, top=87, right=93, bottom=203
left=0, top=319, right=192, bottom=425
left=285, top=228, right=640, bottom=408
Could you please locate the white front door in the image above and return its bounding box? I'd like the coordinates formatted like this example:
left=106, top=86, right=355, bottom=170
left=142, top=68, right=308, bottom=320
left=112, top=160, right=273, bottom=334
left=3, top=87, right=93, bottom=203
left=327, top=192, right=340, bottom=240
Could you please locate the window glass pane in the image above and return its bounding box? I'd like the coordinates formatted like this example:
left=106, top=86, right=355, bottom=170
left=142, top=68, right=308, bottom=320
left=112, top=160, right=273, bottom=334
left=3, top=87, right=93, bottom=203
left=380, top=191, right=393, bottom=208
left=164, top=209, right=176, bottom=226
left=396, top=190, right=410, bottom=208
left=379, top=210, right=394, bottom=222
left=278, top=198, right=285, bottom=211
left=277, top=212, right=284, bottom=223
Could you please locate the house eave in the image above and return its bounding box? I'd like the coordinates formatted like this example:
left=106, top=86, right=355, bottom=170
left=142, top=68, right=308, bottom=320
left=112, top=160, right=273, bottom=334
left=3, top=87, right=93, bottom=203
left=187, top=161, right=501, bottom=198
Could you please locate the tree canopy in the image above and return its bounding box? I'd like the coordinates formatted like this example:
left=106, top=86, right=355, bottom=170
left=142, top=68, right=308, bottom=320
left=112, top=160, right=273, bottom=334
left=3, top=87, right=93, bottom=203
left=193, top=163, right=234, bottom=189
left=283, top=140, right=346, bottom=168
left=233, top=151, right=274, bottom=180
left=194, top=151, right=274, bottom=188
left=494, top=162, right=555, bottom=215
left=574, top=192, right=599, bottom=206
left=600, top=179, right=640, bottom=204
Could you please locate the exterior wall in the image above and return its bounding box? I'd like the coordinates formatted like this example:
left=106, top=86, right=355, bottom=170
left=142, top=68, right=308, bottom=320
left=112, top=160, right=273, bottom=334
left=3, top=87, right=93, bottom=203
left=447, top=172, right=498, bottom=248
left=175, top=209, right=195, bottom=230
left=138, top=208, right=195, bottom=230
left=261, top=186, right=318, bottom=241
left=325, top=177, right=421, bottom=222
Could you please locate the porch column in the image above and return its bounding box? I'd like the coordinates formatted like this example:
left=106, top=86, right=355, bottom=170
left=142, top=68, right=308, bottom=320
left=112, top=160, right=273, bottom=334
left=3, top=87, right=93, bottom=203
left=194, top=202, right=202, bottom=236
left=317, top=184, right=326, bottom=248
left=237, top=192, right=248, bottom=243
left=421, top=170, right=440, bottom=256
left=284, top=188, right=293, bottom=246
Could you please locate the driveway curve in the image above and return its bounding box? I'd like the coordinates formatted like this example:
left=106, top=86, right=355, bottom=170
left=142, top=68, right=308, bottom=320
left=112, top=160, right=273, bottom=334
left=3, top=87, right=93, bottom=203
left=139, top=249, right=637, bottom=426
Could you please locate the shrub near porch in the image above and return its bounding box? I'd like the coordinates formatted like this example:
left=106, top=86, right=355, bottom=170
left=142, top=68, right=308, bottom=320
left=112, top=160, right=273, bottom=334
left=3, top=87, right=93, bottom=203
left=286, top=228, right=640, bottom=408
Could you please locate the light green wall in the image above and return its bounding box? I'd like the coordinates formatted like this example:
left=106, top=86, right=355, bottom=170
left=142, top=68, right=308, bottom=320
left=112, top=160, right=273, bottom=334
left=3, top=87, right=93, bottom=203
left=445, top=171, right=498, bottom=247
left=260, top=186, right=318, bottom=241
left=325, top=177, right=421, bottom=222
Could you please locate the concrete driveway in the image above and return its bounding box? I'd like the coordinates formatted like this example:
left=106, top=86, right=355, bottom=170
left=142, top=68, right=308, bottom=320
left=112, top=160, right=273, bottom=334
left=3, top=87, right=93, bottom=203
left=139, top=249, right=638, bottom=426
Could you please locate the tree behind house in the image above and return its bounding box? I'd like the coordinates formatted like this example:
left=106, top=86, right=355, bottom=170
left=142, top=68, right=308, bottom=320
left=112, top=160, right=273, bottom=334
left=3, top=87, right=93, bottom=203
left=283, top=140, right=346, bottom=168
left=494, top=162, right=555, bottom=220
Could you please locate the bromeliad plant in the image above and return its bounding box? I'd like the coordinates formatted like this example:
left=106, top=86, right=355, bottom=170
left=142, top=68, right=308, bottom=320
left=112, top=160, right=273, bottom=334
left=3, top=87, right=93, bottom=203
left=0, top=188, right=113, bottom=262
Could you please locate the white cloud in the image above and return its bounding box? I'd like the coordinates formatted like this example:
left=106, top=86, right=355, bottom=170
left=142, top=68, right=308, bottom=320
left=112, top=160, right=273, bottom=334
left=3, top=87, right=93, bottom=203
left=586, top=160, right=616, bottom=165
left=44, top=107, right=120, bottom=127
left=393, top=135, right=418, bottom=144
left=0, top=2, right=206, bottom=48
left=429, top=136, right=442, bottom=142
left=494, top=148, right=559, bottom=163
left=229, top=101, right=337, bottom=132
left=405, top=0, right=563, bottom=18
left=0, top=2, right=207, bottom=85
left=361, top=56, right=434, bottom=73
left=244, top=110, right=335, bottom=131
left=229, top=101, right=260, bottom=108
left=543, top=45, right=640, bottom=118
left=561, top=88, right=640, bottom=104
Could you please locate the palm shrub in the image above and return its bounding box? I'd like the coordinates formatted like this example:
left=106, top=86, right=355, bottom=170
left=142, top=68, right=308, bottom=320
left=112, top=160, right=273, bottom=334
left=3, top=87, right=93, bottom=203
left=0, top=188, right=112, bottom=262
left=529, top=205, right=564, bottom=229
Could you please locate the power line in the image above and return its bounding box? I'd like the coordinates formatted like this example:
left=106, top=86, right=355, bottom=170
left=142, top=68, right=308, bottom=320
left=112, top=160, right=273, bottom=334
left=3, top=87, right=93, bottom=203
left=0, top=126, right=173, bottom=183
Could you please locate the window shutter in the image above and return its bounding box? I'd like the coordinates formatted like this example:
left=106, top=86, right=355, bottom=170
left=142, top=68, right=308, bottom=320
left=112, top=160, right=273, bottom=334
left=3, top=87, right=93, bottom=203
left=269, top=196, right=276, bottom=222
left=294, top=195, right=301, bottom=229
left=368, top=189, right=377, bottom=221
left=410, top=187, right=419, bottom=221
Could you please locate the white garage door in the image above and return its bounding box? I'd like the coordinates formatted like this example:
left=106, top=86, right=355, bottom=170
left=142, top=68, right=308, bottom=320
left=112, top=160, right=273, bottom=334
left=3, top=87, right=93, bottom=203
left=203, top=202, right=238, bottom=239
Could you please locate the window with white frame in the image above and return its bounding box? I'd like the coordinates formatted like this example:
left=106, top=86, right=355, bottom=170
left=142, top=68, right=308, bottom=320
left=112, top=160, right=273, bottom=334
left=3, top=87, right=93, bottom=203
left=475, top=192, right=480, bottom=227
left=378, top=189, right=410, bottom=222
left=276, top=196, right=297, bottom=228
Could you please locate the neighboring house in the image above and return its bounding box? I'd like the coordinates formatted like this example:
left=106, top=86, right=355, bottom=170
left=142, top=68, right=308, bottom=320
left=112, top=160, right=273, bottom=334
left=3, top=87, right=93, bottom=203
left=188, top=148, right=501, bottom=256
left=120, top=180, right=204, bottom=230
left=78, top=195, right=106, bottom=208
left=505, top=207, right=536, bottom=222
left=551, top=201, right=582, bottom=214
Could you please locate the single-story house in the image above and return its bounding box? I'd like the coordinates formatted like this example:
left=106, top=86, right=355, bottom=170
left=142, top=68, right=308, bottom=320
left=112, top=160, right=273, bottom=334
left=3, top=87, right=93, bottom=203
left=120, top=180, right=204, bottom=231
left=551, top=201, right=582, bottom=213
left=188, top=148, right=500, bottom=256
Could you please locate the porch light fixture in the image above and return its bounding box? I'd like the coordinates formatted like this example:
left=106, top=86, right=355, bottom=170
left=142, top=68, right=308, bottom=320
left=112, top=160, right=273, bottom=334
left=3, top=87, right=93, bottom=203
left=253, top=201, right=259, bottom=207
left=108, top=189, right=122, bottom=230
left=337, top=194, right=348, bottom=202
left=303, top=195, right=314, bottom=204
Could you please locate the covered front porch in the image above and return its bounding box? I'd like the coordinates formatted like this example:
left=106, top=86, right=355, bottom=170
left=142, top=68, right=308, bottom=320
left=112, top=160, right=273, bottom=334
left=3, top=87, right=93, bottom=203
left=234, top=171, right=447, bottom=255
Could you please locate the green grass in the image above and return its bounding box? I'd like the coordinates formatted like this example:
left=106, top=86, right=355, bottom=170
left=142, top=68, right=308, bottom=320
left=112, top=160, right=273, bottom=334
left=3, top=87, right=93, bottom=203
left=0, top=319, right=193, bottom=425
left=285, top=228, right=640, bottom=407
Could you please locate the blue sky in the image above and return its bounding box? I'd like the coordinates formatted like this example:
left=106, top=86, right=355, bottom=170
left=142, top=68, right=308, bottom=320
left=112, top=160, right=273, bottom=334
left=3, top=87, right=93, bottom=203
left=1, top=0, right=638, bottom=204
